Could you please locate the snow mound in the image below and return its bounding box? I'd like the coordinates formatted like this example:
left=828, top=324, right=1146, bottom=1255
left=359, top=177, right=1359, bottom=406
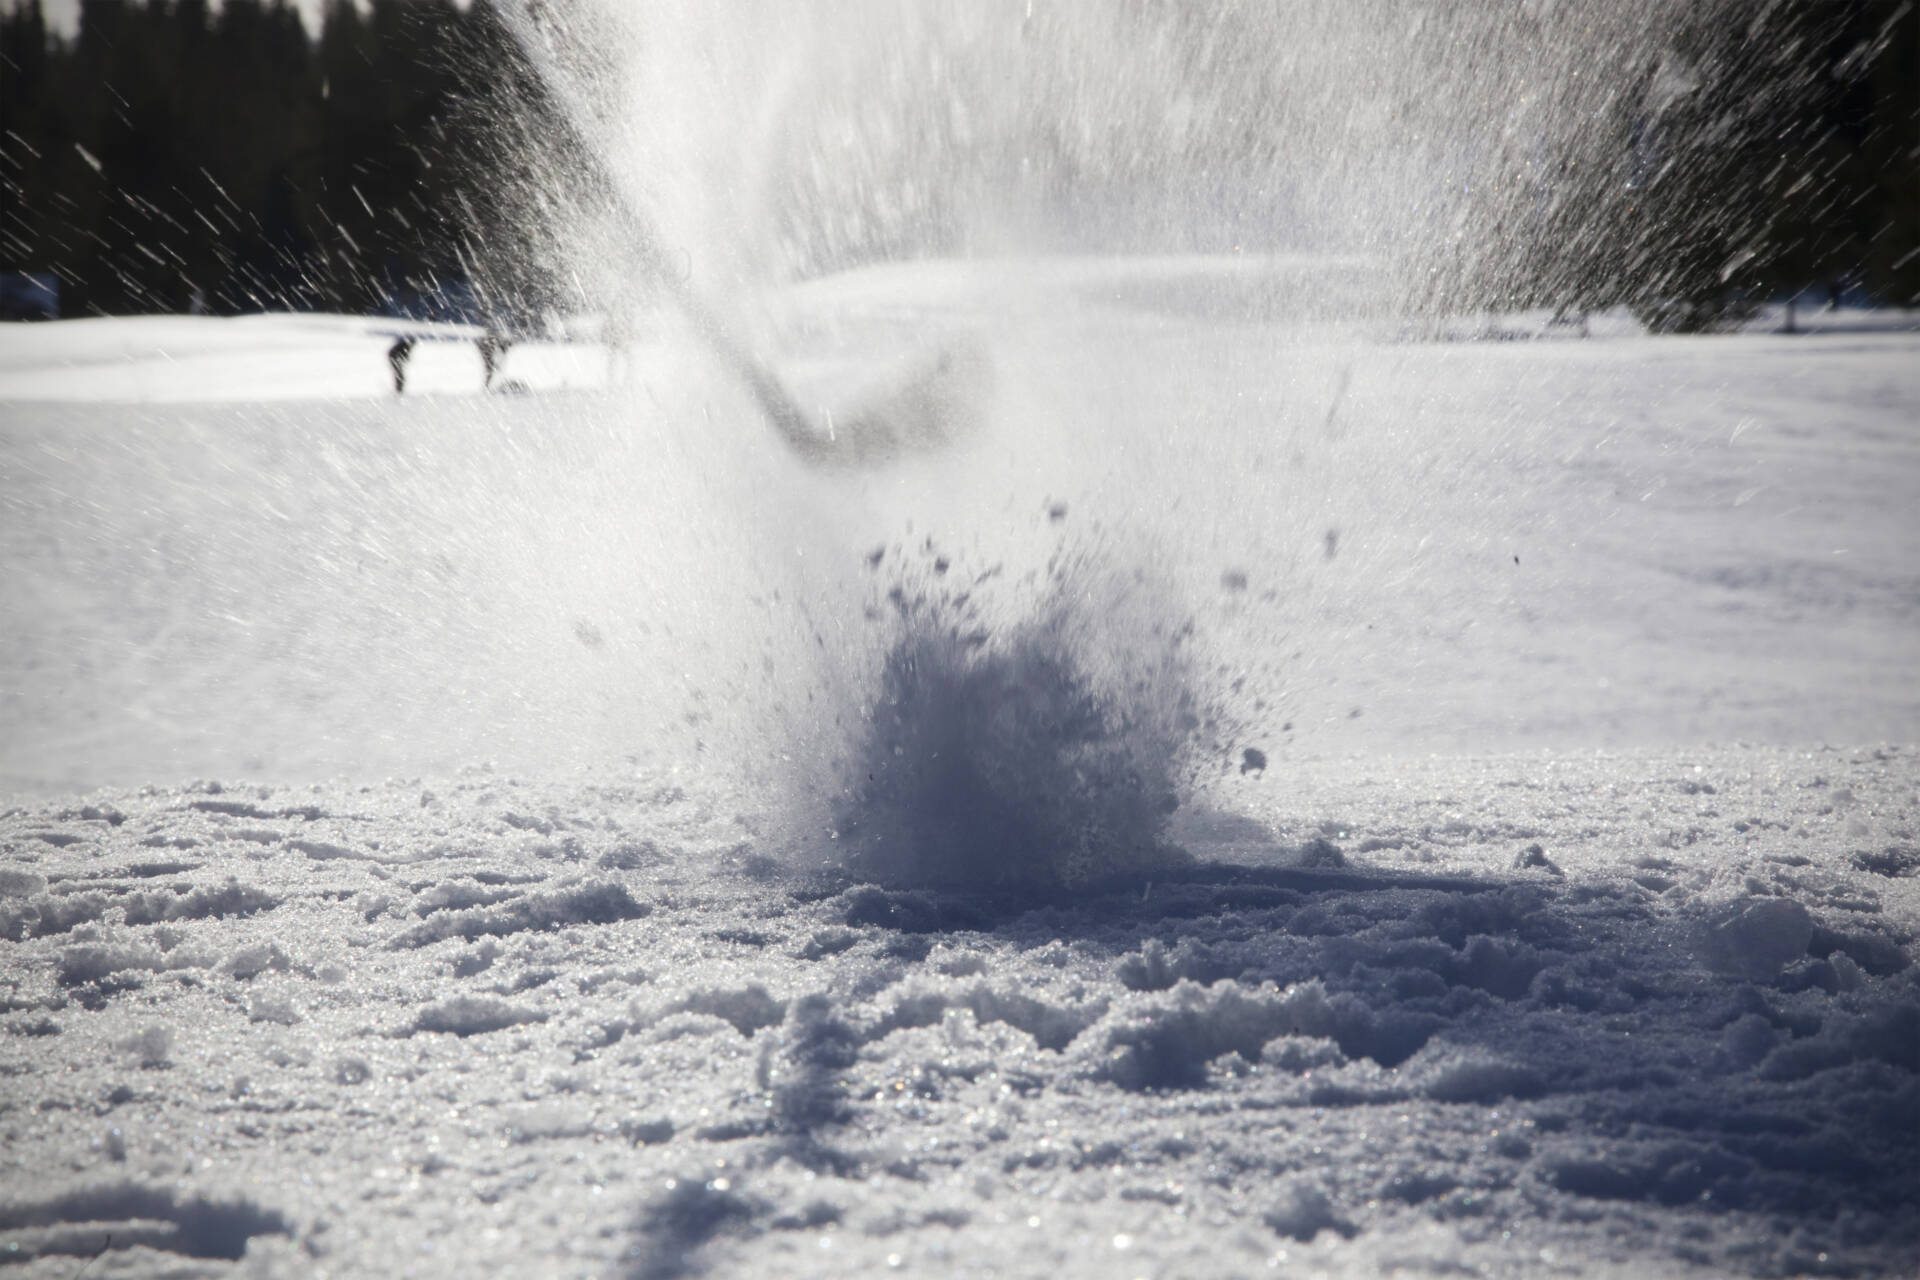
left=389, top=879, right=650, bottom=947
left=1263, top=1179, right=1356, bottom=1242
left=1101, top=980, right=1339, bottom=1090
left=56, top=943, right=167, bottom=987
left=667, top=984, right=787, bottom=1037
left=122, top=881, right=280, bottom=925
left=1408, top=1045, right=1548, bottom=1103
left=1698, top=896, right=1816, bottom=981
left=2, top=892, right=112, bottom=938
left=408, top=996, right=548, bottom=1037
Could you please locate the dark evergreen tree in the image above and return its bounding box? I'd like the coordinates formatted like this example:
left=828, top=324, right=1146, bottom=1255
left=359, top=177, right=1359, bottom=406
left=1, top=0, right=1914, bottom=321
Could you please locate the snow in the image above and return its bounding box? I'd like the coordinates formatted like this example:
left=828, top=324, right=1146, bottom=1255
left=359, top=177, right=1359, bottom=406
left=1, top=257, right=1918, bottom=1278
left=0, top=313, right=612, bottom=403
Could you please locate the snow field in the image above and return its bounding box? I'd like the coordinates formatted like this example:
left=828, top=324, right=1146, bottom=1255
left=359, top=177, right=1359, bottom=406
left=0, top=314, right=615, bottom=404
left=6, top=259, right=1916, bottom=799
left=2, top=258, right=1918, bottom=1277
left=0, top=746, right=1914, bottom=1277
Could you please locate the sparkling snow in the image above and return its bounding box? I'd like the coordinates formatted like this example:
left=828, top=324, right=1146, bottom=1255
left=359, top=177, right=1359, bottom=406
left=1, top=259, right=1917, bottom=1278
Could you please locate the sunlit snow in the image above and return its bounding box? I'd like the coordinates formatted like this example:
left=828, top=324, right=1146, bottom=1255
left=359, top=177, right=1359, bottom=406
left=2, top=256, right=1917, bottom=1278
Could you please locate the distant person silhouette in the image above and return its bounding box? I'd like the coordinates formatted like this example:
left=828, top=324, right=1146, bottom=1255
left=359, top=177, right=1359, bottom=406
left=478, top=332, right=513, bottom=391
left=388, top=338, right=415, bottom=395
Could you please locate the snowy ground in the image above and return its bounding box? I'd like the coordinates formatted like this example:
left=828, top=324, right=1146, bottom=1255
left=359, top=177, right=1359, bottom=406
left=0, top=314, right=612, bottom=404
left=1, top=259, right=1917, bottom=1278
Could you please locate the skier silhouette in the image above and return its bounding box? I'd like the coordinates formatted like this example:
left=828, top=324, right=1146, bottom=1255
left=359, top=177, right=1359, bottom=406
left=478, top=331, right=513, bottom=391
left=387, top=338, right=415, bottom=395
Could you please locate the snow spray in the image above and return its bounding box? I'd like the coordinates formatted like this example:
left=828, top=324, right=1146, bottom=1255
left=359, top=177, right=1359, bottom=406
left=485, top=0, right=1711, bottom=885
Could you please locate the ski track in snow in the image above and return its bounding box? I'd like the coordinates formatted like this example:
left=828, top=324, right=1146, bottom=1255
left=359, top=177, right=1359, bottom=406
left=2, top=261, right=1919, bottom=1277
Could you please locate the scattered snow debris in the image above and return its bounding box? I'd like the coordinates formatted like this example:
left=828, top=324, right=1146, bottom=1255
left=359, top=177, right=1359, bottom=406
left=965, top=986, right=1104, bottom=1051
left=122, top=858, right=204, bottom=875
left=287, top=837, right=364, bottom=860
left=56, top=943, right=166, bottom=986
left=506, top=1104, right=593, bottom=1143
left=1854, top=845, right=1920, bottom=877
left=1380, top=1168, right=1458, bottom=1204
left=187, top=799, right=325, bottom=822
left=1454, top=934, right=1545, bottom=998
left=332, top=1056, right=372, bottom=1085
left=5, top=1015, right=63, bottom=1038
left=597, top=839, right=666, bottom=870
left=0, top=870, right=47, bottom=897
left=117, top=1023, right=173, bottom=1067
left=221, top=942, right=290, bottom=980
left=1116, top=937, right=1230, bottom=991
left=797, top=927, right=860, bottom=959
left=451, top=939, right=500, bottom=977
left=122, top=881, right=279, bottom=925
left=932, top=947, right=986, bottom=977
left=246, top=993, right=300, bottom=1025
left=620, top=1117, right=675, bottom=1145
left=662, top=985, right=785, bottom=1037
left=767, top=1200, right=842, bottom=1231
left=1513, top=842, right=1564, bottom=875
left=1263, top=1180, right=1356, bottom=1242
left=1411, top=1045, right=1548, bottom=1103
left=707, top=926, right=773, bottom=946
left=1757, top=1002, right=1920, bottom=1081
left=1808, top=923, right=1909, bottom=975
left=60, top=806, right=127, bottom=826
left=0, top=1180, right=292, bottom=1262
left=1698, top=896, right=1815, bottom=980
left=1030, top=939, right=1071, bottom=967
left=388, top=880, right=649, bottom=947
left=839, top=887, right=992, bottom=933
left=411, top=879, right=516, bottom=916
left=1294, top=836, right=1348, bottom=868
left=737, top=852, right=781, bottom=881
left=409, top=996, right=547, bottom=1038
left=772, top=994, right=862, bottom=1134
left=649, top=1012, right=737, bottom=1042
left=1261, top=1035, right=1346, bottom=1072
left=1103, top=980, right=1334, bottom=1090
left=4, top=892, right=110, bottom=939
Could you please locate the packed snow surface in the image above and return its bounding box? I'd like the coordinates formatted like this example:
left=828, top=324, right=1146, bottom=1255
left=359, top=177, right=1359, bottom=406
left=1, top=258, right=1918, bottom=1278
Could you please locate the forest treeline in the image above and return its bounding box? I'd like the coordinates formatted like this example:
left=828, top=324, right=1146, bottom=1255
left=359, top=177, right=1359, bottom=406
left=0, top=0, right=585, bottom=320
left=1, top=0, right=1916, bottom=324
left=1477, top=0, right=1920, bottom=327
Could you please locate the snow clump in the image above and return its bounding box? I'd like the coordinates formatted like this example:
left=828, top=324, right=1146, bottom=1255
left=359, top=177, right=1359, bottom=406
left=830, top=551, right=1221, bottom=891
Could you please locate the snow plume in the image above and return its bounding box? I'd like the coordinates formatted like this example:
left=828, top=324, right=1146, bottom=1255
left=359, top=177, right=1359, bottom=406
left=823, top=542, right=1230, bottom=891
left=559, top=0, right=1730, bottom=313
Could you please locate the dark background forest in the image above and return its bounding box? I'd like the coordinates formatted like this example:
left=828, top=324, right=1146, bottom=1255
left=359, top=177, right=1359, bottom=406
left=0, top=0, right=584, bottom=321
left=1, top=0, right=1916, bottom=326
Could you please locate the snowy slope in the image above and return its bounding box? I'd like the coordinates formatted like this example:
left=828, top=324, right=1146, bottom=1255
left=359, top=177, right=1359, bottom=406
left=0, top=258, right=1917, bottom=1278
